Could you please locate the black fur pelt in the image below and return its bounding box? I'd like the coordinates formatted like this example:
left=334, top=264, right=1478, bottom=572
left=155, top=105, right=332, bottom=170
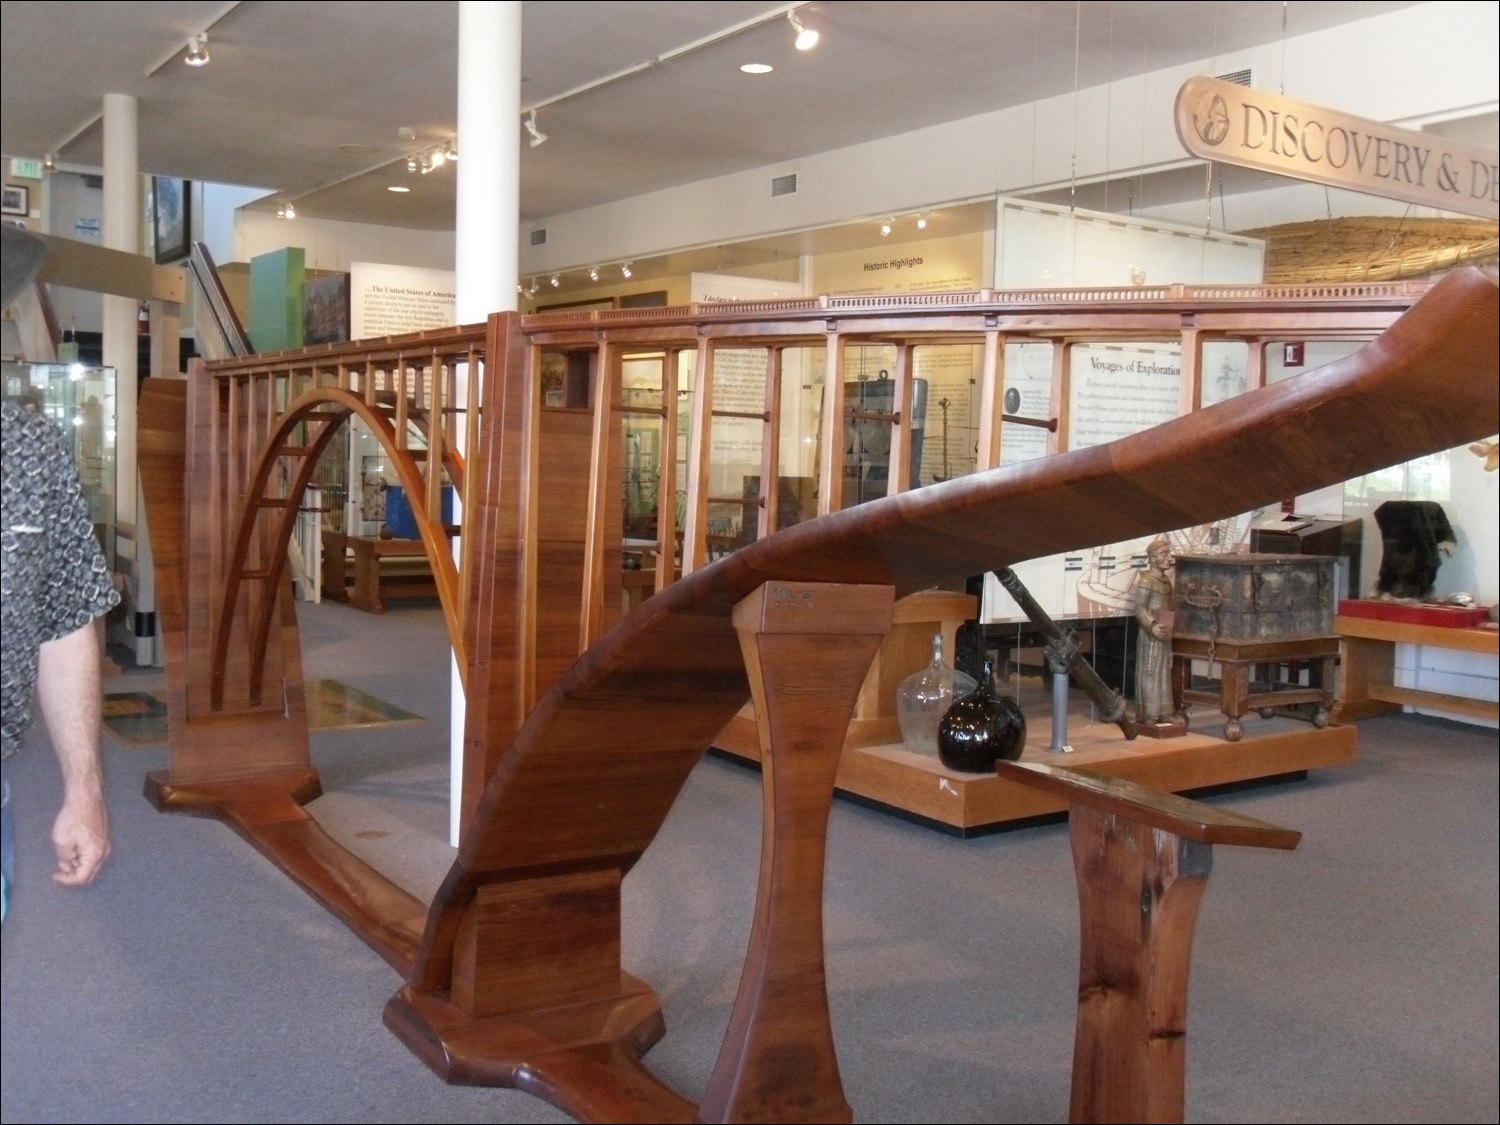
left=1373, top=500, right=1456, bottom=600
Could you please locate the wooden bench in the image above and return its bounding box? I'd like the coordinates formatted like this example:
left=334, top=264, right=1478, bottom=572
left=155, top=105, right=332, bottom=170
left=321, top=530, right=437, bottom=614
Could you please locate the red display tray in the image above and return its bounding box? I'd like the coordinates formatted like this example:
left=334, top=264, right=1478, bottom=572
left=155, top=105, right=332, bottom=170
left=1338, top=599, right=1490, bottom=628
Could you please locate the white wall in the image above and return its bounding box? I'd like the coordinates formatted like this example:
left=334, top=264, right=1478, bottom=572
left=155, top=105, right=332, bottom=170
left=235, top=209, right=455, bottom=273
left=200, top=182, right=269, bottom=265
left=519, top=2, right=1498, bottom=275
left=41, top=170, right=105, bottom=334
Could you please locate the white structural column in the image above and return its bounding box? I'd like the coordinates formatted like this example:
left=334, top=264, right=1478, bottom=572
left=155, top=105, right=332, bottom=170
left=102, top=93, right=151, bottom=664
left=449, top=0, right=522, bottom=843
left=456, top=0, right=520, bottom=323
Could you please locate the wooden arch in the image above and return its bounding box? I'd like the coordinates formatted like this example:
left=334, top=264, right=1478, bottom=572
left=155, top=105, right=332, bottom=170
left=212, top=387, right=468, bottom=709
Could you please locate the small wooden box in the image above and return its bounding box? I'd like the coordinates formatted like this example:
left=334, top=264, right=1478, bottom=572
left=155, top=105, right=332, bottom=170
left=1175, top=553, right=1337, bottom=641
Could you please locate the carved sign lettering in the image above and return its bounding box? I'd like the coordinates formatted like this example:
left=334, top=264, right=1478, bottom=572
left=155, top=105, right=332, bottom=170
left=1175, top=76, right=1498, bottom=221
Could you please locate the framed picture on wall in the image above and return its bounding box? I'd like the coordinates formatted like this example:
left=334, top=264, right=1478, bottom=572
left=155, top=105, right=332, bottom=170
left=1, top=184, right=28, bottom=216
left=304, top=272, right=351, bottom=345
left=152, top=176, right=191, bottom=264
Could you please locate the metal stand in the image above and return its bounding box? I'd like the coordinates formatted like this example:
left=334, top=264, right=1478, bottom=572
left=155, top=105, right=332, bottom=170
left=993, top=568, right=1130, bottom=743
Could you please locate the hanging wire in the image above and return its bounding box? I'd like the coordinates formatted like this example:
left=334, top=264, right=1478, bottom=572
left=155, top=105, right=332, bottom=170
left=1367, top=204, right=1414, bottom=280
left=1279, top=0, right=1289, bottom=96
left=1204, top=161, right=1215, bottom=232
left=1102, top=2, right=1114, bottom=214
left=1135, top=2, right=1149, bottom=217
left=1069, top=0, right=1081, bottom=212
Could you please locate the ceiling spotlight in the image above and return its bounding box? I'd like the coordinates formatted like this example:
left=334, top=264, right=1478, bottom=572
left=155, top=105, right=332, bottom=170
left=276, top=199, right=296, bottom=220
left=406, top=156, right=419, bottom=173
left=879, top=220, right=892, bottom=236
left=524, top=110, right=548, bottom=149
left=915, top=213, right=928, bottom=230
left=549, top=274, right=560, bottom=288
left=184, top=33, right=210, bottom=67
left=788, top=10, right=819, bottom=51
left=43, top=153, right=56, bottom=172
left=526, top=278, right=539, bottom=297
left=740, top=62, right=773, bottom=75
left=588, top=266, right=600, bottom=282
left=620, top=262, right=633, bottom=279
left=444, top=140, right=458, bottom=161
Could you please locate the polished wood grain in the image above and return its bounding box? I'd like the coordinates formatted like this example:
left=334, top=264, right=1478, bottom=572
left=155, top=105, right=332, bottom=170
left=408, top=270, right=1493, bottom=1120
left=696, top=581, right=893, bottom=1124
left=1335, top=615, right=1499, bottom=722
left=140, top=271, right=1499, bottom=1123
left=999, top=761, right=1299, bottom=1123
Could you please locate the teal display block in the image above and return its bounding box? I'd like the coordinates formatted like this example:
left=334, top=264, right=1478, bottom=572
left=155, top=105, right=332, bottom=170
left=249, top=246, right=305, bottom=352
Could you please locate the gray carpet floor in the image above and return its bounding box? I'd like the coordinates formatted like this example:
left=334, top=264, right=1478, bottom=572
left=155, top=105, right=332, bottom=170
left=2, top=599, right=1496, bottom=1124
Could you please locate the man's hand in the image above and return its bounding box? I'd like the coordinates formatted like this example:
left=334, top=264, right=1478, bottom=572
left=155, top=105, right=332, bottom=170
left=52, top=791, right=109, bottom=885
left=36, top=620, right=111, bottom=887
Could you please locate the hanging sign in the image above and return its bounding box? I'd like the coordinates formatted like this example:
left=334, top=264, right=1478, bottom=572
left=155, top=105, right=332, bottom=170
left=1174, top=75, right=1498, bottom=221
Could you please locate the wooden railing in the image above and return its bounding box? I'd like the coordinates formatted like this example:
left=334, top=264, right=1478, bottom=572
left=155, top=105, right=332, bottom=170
left=200, top=323, right=486, bottom=707
left=186, top=283, right=1429, bottom=741
left=139, top=269, right=1498, bottom=1125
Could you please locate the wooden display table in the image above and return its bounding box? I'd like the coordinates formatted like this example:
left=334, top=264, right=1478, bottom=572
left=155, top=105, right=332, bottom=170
left=1172, top=634, right=1338, bottom=743
left=321, top=531, right=436, bottom=614
left=1336, top=614, right=1499, bottom=723
left=717, top=588, right=1355, bottom=835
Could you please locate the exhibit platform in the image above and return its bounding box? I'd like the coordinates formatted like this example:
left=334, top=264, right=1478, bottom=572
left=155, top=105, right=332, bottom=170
left=714, top=700, right=1356, bottom=836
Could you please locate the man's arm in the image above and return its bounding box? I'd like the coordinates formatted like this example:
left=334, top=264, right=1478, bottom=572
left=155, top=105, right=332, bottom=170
left=35, top=619, right=110, bottom=886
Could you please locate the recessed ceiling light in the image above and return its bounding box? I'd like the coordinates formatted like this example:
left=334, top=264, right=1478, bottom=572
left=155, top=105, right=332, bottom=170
left=740, top=62, right=773, bottom=75
left=387, top=185, right=410, bottom=193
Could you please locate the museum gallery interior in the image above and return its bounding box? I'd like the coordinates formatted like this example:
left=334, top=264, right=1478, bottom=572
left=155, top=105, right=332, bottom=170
left=1, top=3, right=1496, bottom=1123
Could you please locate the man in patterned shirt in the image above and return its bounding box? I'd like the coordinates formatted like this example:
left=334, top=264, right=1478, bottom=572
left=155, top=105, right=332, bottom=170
left=2, top=224, right=120, bottom=921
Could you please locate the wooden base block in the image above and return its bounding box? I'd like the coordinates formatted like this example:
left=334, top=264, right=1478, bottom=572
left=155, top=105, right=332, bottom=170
left=146, top=768, right=428, bottom=974
left=145, top=766, right=323, bottom=815
left=384, top=975, right=694, bottom=1124
left=1127, top=715, right=1190, bottom=740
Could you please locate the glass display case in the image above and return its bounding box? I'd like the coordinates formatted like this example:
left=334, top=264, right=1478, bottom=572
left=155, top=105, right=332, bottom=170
left=2, top=360, right=118, bottom=569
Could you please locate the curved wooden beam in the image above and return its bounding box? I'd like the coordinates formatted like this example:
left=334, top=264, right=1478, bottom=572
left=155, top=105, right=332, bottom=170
left=393, top=268, right=1498, bottom=1118
left=214, top=388, right=470, bottom=711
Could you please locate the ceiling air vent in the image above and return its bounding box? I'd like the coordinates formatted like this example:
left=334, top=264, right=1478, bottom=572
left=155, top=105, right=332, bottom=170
left=1216, top=68, right=1253, bottom=87
left=769, top=172, right=799, bottom=198
left=530, top=228, right=547, bottom=246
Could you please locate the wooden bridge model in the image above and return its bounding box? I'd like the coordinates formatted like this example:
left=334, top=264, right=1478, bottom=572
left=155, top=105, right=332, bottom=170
left=138, top=268, right=1498, bottom=1122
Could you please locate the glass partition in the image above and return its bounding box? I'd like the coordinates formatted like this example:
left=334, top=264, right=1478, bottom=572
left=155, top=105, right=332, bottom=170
left=1, top=361, right=118, bottom=568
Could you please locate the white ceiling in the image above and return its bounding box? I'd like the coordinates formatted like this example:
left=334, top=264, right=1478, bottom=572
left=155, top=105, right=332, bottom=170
left=2, top=0, right=1433, bottom=234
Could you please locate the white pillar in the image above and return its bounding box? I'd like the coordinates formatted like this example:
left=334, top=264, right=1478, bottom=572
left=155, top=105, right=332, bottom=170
left=102, top=93, right=151, bottom=664
left=450, top=0, right=522, bottom=844
left=456, top=1, right=520, bottom=321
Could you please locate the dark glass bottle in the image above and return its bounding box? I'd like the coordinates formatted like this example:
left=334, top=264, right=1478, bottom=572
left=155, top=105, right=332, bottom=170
left=937, top=657, right=1027, bottom=773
